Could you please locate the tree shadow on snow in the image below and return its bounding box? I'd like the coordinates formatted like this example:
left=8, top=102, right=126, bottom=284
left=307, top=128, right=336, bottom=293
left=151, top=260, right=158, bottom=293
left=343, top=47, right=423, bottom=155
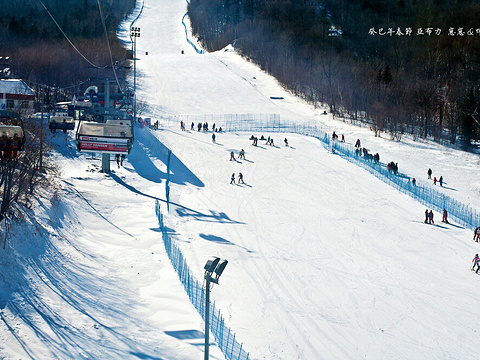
left=1, top=218, right=166, bottom=359
left=199, top=233, right=254, bottom=253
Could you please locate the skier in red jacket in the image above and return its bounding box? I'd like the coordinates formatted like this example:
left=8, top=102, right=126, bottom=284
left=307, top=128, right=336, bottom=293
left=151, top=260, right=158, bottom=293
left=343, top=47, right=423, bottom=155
left=472, top=254, right=480, bottom=273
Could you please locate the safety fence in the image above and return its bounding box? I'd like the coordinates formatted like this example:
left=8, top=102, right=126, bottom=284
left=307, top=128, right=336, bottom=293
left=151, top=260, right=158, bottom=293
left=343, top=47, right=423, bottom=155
left=324, top=137, right=480, bottom=231
left=182, top=11, right=204, bottom=55
left=155, top=200, right=250, bottom=360
left=167, top=113, right=281, bottom=128
left=209, top=118, right=480, bottom=231
left=183, top=1, right=204, bottom=54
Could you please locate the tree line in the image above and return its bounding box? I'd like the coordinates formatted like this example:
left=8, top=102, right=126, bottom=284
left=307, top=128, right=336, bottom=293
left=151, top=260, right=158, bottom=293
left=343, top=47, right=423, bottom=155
left=0, top=0, right=135, bottom=239
left=187, top=0, right=480, bottom=148
left=0, top=0, right=135, bottom=90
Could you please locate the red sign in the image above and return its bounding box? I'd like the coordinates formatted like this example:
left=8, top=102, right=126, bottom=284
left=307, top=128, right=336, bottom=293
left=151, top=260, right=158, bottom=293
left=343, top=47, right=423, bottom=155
left=79, top=141, right=128, bottom=154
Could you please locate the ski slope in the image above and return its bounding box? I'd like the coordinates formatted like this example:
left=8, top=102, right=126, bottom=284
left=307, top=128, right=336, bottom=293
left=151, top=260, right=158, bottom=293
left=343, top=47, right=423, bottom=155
left=2, top=0, right=480, bottom=359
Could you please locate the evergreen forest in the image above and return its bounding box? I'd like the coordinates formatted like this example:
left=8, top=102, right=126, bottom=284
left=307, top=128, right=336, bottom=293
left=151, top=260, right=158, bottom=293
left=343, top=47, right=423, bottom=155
left=188, top=0, right=480, bottom=147
left=0, top=0, right=135, bottom=94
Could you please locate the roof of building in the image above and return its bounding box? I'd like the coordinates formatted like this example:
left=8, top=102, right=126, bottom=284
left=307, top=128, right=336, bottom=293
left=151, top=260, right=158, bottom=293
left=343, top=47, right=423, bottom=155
left=0, top=79, right=35, bottom=96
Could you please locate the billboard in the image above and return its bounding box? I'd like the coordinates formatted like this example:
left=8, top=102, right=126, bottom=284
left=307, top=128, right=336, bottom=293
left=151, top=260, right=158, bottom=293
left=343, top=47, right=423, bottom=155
left=78, top=135, right=130, bottom=154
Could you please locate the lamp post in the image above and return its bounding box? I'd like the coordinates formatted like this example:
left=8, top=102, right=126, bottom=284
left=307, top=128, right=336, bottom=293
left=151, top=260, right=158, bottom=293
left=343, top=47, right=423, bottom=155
left=203, top=257, right=228, bottom=360
left=130, top=27, right=140, bottom=122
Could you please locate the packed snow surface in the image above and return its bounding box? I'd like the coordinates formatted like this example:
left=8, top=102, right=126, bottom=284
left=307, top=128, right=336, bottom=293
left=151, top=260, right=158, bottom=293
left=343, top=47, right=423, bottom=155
left=2, top=0, right=480, bottom=359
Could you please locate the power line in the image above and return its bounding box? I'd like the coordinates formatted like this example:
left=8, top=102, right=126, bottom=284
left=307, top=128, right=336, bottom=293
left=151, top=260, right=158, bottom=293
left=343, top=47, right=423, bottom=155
left=96, top=0, right=123, bottom=92
left=24, top=78, right=91, bottom=91
left=37, top=0, right=109, bottom=69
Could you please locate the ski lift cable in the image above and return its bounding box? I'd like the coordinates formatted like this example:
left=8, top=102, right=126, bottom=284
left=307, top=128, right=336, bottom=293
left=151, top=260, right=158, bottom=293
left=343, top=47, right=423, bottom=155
left=25, top=78, right=91, bottom=91
left=96, top=0, right=123, bottom=93
left=37, top=0, right=109, bottom=69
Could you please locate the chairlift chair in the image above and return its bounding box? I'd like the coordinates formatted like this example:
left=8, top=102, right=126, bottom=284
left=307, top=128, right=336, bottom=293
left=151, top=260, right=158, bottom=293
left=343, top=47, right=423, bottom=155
left=0, top=110, right=25, bottom=158
left=75, top=119, right=134, bottom=155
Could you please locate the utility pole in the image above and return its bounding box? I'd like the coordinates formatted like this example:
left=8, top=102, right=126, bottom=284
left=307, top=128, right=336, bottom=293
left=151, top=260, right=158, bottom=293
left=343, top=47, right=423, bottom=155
left=130, top=27, right=140, bottom=121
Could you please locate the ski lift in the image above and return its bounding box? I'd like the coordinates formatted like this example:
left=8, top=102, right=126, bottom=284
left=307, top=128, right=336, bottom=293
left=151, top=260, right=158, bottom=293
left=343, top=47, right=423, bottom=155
left=49, top=102, right=75, bottom=133
left=75, top=119, right=134, bottom=155
left=0, top=110, right=24, bottom=158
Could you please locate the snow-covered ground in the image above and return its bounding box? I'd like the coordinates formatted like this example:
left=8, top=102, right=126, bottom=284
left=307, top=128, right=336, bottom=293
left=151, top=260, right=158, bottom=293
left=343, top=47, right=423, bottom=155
left=2, top=0, right=480, bottom=359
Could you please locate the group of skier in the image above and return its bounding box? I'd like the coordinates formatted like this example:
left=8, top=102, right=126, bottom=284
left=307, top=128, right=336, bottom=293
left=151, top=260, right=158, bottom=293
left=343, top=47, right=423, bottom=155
left=230, top=172, right=244, bottom=184
left=230, top=133, right=290, bottom=185
left=215, top=128, right=480, bottom=275
left=424, top=208, right=450, bottom=224
left=427, top=168, right=444, bottom=186
left=331, top=131, right=345, bottom=142
left=115, top=153, right=126, bottom=168
left=424, top=208, right=480, bottom=274
left=189, top=121, right=222, bottom=133
left=249, top=134, right=290, bottom=148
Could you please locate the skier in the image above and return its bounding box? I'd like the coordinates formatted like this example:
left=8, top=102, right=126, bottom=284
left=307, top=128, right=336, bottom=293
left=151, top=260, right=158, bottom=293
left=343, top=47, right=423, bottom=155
left=115, top=154, right=120, bottom=168
left=412, top=178, right=416, bottom=186
left=180, top=121, right=184, bottom=131
left=341, top=134, right=345, bottom=142
left=355, top=139, right=361, bottom=148
left=230, top=173, right=235, bottom=184
left=472, top=254, right=480, bottom=273
left=212, top=133, right=216, bottom=143
left=266, top=136, right=271, bottom=145
left=238, top=172, right=244, bottom=184
left=238, top=149, right=245, bottom=159
left=230, top=151, right=236, bottom=161
left=433, top=177, right=437, bottom=185
left=428, top=210, right=434, bottom=225
left=442, top=208, right=449, bottom=224
left=439, top=176, right=443, bottom=187
left=284, top=138, right=288, bottom=147
left=270, top=138, right=274, bottom=146
left=427, top=168, right=432, bottom=179
left=424, top=209, right=429, bottom=224
left=191, top=122, right=194, bottom=130
left=474, top=226, right=480, bottom=242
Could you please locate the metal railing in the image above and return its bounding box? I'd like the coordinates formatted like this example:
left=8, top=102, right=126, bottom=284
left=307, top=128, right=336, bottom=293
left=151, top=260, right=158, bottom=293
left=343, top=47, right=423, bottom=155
left=209, top=118, right=479, bottom=231
left=155, top=201, right=250, bottom=360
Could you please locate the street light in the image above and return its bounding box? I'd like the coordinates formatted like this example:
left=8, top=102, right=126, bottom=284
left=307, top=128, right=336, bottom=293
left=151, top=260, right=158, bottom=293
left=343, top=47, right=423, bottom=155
left=204, top=256, right=228, bottom=360
left=130, top=27, right=140, bottom=122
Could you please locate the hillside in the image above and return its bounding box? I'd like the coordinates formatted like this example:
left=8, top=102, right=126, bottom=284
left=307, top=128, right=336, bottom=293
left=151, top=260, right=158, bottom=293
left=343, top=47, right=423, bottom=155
left=1, top=0, right=135, bottom=88
left=187, top=0, right=480, bottom=148
left=2, top=0, right=480, bottom=359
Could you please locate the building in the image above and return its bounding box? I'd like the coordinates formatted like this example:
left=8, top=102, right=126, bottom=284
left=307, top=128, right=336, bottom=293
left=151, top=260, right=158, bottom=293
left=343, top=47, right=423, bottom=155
left=0, top=79, right=35, bottom=115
